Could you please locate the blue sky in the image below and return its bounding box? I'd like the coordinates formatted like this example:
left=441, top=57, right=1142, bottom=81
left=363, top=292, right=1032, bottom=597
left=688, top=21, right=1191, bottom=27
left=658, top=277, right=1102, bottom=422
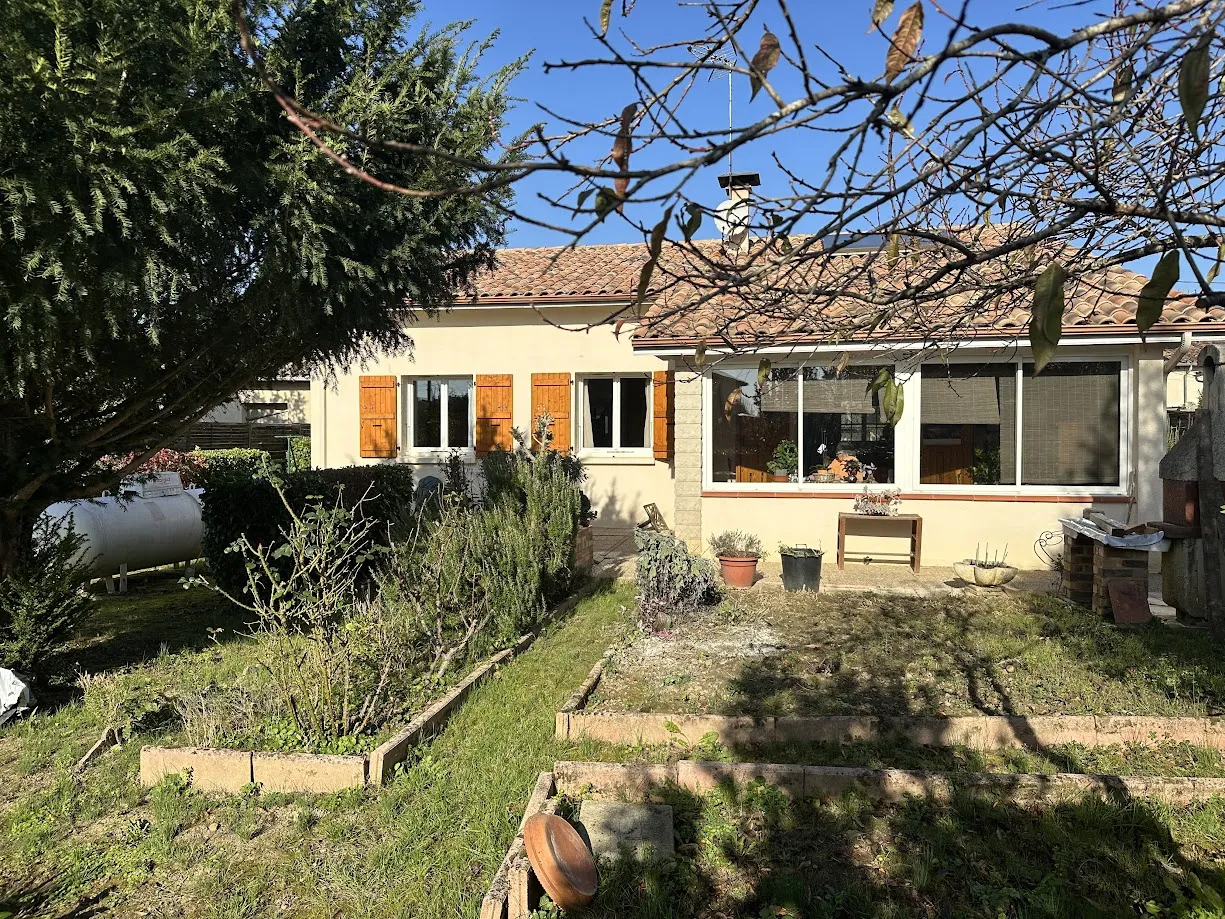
left=417, top=2, right=1116, bottom=249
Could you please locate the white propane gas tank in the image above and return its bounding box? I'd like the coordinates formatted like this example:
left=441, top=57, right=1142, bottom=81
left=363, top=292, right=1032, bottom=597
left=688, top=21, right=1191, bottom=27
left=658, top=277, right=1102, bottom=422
left=41, top=472, right=205, bottom=578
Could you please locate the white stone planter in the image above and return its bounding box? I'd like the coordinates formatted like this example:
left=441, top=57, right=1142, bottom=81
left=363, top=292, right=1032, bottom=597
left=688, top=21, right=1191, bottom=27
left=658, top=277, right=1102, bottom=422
left=953, top=562, right=1018, bottom=587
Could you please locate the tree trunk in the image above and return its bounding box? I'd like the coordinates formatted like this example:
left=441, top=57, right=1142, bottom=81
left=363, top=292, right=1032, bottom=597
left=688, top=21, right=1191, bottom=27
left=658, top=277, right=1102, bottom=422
left=1195, top=409, right=1225, bottom=628
left=0, top=503, right=36, bottom=581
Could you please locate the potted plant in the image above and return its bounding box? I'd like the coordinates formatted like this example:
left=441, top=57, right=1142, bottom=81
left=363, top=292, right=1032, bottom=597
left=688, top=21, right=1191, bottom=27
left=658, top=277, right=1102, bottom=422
left=767, top=440, right=798, bottom=483
left=953, top=543, right=1018, bottom=587
left=709, top=530, right=763, bottom=589
left=853, top=486, right=902, bottom=516
left=779, top=544, right=823, bottom=592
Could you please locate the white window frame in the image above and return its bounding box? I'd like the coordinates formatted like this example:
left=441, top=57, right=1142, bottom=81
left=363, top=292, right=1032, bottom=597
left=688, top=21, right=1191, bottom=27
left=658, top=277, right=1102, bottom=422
left=402, top=376, right=476, bottom=460
left=701, top=350, right=1130, bottom=496
left=576, top=373, right=654, bottom=458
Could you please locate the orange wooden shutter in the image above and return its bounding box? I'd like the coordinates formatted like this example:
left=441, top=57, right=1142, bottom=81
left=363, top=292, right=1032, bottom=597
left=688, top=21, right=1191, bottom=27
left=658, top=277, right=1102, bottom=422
left=359, top=375, right=398, bottom=458
left=475, top=374, right=514, bottom=455
left=652, top=370, right=675, bottom=460
left=531, top=373, right=572, bottom=452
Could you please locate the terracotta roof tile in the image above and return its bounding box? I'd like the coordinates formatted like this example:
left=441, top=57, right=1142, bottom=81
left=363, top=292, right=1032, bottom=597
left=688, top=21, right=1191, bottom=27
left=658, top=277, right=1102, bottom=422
left=460, top=238, right=1225, bottom=345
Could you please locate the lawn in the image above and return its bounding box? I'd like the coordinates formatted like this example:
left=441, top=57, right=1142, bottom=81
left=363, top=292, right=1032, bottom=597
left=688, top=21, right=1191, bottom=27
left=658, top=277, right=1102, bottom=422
left=589, top=589, right=1225, bottom=717
left=0, top=578, right=636, bottom=918
left=571, top=781, right=1225, bottom=918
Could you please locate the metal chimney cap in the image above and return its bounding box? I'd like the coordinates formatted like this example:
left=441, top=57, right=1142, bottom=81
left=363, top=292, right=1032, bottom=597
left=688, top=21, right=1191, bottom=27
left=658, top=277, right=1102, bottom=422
left=718, top=172, right=761, bottom=190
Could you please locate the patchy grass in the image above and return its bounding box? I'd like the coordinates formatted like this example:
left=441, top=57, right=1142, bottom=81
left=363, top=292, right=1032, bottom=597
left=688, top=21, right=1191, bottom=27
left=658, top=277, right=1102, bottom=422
left=569, top=781, right=1225, bottom=919
left=589, top=590, right=1225, bottom=717
left=0, top=580, right=637, bottom=918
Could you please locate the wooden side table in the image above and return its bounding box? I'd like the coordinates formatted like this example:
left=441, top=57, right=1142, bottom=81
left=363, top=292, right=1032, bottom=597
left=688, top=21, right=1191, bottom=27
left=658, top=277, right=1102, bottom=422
left=837, top=513, right=923, bottom=573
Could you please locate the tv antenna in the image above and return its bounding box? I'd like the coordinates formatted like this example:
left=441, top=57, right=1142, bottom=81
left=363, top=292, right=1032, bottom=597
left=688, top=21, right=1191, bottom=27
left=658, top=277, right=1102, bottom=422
left=688, top=40, right=735, bottom=179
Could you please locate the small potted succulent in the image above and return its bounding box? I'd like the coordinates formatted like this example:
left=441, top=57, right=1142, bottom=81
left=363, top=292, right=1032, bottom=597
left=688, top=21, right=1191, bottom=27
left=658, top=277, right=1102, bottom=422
left=767, top=440, right=798, bottom=483
left=709, top=529, right=763, bottom=589
left=953, top=543, right=1018, bottom=587
left=779, top=543, right=823, bottom=592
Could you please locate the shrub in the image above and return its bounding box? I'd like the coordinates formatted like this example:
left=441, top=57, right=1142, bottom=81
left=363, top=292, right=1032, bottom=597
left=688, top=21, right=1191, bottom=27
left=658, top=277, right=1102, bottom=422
left=200, top=482, right=411, bottom=749
left=286, top=436, right=311, bottom=473
left=383, top=496, right=545, bottom=682
left=194, top=448, right=273, bottom=486
left=634, top=528, right=720, bottom=628
left=709, top=529, right=763, bottom=558
left=482, top=421, right=584, bottom=602
left=0, top=516, right=94, bottom=673
left=200, top=464, right=414, bottom=596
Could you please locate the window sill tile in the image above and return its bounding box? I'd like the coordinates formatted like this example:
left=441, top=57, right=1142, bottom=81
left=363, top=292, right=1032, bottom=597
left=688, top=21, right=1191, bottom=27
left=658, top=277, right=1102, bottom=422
left=578, top=451, right=657, bottom=466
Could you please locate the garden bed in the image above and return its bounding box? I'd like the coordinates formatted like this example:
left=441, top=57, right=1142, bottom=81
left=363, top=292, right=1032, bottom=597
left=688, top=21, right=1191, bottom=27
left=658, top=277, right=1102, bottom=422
left=586, top=590, right=1225, bottom=718
left=482, top=764, right=1225, bottom=919
left=485, top=761, right=1225, bottom=919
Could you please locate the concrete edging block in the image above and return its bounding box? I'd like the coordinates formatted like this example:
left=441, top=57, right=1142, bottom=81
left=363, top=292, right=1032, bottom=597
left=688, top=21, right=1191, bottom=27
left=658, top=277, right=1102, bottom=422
left=554, top=761, right=678, bottom=798
left=555, top=760, right=1225, bottom=806
left=140, top=746, right=253, bottom=793
left=251, top=751, right=367, bottom=794
left=481, top=772, right=556, bottom=919
left=559, top=699, right=1225, bottom=753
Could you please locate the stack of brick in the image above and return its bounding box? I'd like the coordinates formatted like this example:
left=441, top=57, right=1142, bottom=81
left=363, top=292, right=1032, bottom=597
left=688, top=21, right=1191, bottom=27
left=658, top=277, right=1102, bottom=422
left=1061, top=532, right=1094, bottom=607
left=1092, top=542, right=1149, bottom=616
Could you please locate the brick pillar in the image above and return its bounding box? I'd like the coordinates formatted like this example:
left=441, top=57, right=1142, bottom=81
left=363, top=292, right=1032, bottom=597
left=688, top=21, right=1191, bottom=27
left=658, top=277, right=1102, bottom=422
left=1061, top=533, right=1094, bottom=607
left=1092, top=543, right=1149, bottom=616
left=672, top=369, right=703, bottom=550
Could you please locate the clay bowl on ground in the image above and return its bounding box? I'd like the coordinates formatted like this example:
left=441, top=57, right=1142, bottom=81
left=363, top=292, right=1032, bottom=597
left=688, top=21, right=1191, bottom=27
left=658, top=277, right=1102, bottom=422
left=523, top=812, right=598, bottom=911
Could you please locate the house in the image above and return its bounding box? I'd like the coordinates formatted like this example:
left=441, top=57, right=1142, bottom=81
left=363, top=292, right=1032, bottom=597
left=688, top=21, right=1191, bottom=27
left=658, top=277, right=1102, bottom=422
left=309, top=231, right=1225, bottom=569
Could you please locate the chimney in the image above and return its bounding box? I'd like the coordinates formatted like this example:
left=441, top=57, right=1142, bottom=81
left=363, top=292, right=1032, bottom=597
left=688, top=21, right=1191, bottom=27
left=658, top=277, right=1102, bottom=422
left=716, top=172, right=759, bottom=256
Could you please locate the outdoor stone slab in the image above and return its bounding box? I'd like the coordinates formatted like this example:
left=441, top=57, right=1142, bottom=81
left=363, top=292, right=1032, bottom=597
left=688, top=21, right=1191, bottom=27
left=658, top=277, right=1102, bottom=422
left=1006, top=716, right=1099, bottom=748
left=577, top=801, right=675, bottom=863
left=677, top=761, right=806, bottom=798
left=1094, top=715, right=1206, bottom=746
left=554, top=761, right=677, bottom=798
left=140, top=746, right=252, bottom=793
left=251, top=751, right=366, bottom=794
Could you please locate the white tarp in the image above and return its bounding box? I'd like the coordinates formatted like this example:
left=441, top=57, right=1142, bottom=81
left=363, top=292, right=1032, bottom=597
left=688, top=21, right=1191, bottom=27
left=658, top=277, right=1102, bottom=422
left=0, top=668, right=34, bottom=728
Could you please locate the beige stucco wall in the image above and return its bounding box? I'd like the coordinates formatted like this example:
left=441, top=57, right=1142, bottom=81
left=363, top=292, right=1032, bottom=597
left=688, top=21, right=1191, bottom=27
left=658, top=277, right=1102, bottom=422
left=311, top=305, right=674, bottom=533
left=1166, top=365, right=1203, bottom=410
left=202, top=382, right=310, bottom=424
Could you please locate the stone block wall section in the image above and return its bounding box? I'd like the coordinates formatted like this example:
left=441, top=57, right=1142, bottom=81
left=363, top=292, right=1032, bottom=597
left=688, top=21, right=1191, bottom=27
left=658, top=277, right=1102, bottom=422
left=672, top=368, right=703, bottom=549
left=552, top=759, right=1225, bottom=807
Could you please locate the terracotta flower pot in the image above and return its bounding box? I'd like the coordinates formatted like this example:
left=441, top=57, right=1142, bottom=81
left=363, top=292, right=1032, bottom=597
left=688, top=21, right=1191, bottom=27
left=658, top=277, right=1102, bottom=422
left=719, top=555, right=759, bottom=589
left=770, top=473, right=790, bottom=483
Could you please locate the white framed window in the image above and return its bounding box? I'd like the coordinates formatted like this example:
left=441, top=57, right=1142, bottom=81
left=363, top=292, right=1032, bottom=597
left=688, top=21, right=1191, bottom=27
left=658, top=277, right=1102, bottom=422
left=404, top=376, right=474, bottom=455
left=702, top=353, right=1129, bottom=495
left=578, top=373, right=652, bottom=455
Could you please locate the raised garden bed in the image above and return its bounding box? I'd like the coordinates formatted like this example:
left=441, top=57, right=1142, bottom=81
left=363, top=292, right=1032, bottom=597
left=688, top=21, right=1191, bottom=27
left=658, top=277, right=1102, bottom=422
left=583, top=591, right=1225, bottom=718
left=140, top=588, right=596, bottom=794
left=484, top=761, right=1225, bottom=919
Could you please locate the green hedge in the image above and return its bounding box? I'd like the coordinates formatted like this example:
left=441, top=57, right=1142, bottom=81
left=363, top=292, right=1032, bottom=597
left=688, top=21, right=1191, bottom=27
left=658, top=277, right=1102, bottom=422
left=201, top=464, right=414, bottom=596
left=194, top=448, right=274, bottom=486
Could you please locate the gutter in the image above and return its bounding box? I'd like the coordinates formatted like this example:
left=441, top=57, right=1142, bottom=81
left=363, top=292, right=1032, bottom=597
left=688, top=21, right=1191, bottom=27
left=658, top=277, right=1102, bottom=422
left=633, top=330, right=1223, bottom=356
left=1163, top=330, right=1195, bottom=374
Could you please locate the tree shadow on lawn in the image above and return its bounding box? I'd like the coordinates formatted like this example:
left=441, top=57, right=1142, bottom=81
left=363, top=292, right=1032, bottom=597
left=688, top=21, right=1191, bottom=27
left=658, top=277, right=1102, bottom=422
left=0, top=877, right=112, bottom=919
left=582, top=779, right=1225, bottom=919
left=33, top=569, right=252, bottom=707
left=724, top=591, right=1225, bottom=723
